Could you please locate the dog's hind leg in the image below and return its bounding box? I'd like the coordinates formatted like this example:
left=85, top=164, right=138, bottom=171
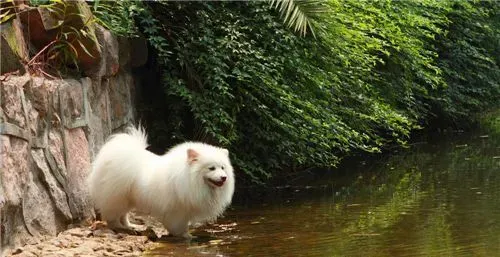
left=99, top=204, right=132, bottom=230
left=119, top=213, right=142, bottom=230
left=106, top=214, right=140, bottom=233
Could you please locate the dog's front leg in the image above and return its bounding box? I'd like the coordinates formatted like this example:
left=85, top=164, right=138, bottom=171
left=163, top=217, right=191, bottom=239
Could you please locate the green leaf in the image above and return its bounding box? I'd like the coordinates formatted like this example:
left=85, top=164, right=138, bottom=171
left=268, top=0, right=327, bottom=37
left=76, top=39, right=95, bottom=58
left=0, top=11, right=15, bottom=24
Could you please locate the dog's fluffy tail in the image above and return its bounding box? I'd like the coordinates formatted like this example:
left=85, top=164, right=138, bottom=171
left=125, top=125, right=149, bottom=149
left=106, top=125, right=149, bottom=149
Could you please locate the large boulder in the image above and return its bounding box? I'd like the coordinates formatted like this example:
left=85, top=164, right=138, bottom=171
left=85, top=25, right=119, bottom=78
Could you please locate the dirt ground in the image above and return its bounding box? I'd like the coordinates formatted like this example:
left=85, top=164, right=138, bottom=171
left=2, top=214, right=171, bottom=257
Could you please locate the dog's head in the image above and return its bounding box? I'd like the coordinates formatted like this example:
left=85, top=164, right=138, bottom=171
left=187, top=147, right=234, bottom=188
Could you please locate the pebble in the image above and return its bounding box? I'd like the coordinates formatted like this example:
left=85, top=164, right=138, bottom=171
left=11, top=248, right=23, bottom=255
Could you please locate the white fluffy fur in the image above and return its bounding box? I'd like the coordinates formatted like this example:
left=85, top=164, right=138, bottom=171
left=87, top=126, right=235, bottom=238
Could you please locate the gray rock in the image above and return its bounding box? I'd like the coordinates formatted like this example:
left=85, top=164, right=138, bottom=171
left=58, top=79, right=87, bottom=129
left=31, top=149, right=72, bottom=221
left=0, top=136, right=32, bottom=248
left=0, top=136, right=29, bottom=206
left=84, top=77, right=111, bottom=159
left=108, top=72, right=133, bottom=130
left=0, top=123, right=30, bottom=141
left=28, top=77, right=58, bottom=120
left=22, top=171, right=64, bottom=238
left=0, top=207, right=31, bottom=255
left=1, top=75, right=31, bottom=128
left=48, top=130, right=67, bottom=178
left=63, top=128, right=94, bottom=220
left=26, top=101, right=39, bottom=138
left=85, top=25, right=119, bottom=78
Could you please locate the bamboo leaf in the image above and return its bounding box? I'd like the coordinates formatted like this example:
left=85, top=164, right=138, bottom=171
left=76, top=39, right=95, bottom=58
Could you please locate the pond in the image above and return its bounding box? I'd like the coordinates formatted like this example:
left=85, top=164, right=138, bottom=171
left=144, top=132, right=500, bottom=257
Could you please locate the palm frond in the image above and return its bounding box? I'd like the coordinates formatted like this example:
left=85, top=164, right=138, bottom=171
left=269, top=0, right=327, bottom=37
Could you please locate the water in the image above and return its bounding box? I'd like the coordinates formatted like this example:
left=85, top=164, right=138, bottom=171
left=144, top=133, right=500, bottom=257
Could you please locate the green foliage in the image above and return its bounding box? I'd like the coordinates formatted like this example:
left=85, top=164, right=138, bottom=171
left=28, top=0, right=51, bottom=6
left=480, top=109, right=500, bottom=136
left=1, top=0, right=22, bottom=24
left=126, top=1, right=499, bottom=184
left=90, top=0, right=139, bottom=37
left=40, top=1, right=97, bottom=69
left=1, top=0, right=101, bottom=76
left=431, top=1, right=500, bottom=127
left=138, top=2, right=410, bottom=183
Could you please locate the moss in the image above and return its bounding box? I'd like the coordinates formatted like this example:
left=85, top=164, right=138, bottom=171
left=1, top=21, right=23, bottom=59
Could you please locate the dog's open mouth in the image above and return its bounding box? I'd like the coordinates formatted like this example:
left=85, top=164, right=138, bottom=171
left=207, top=178, right=225, bottom=187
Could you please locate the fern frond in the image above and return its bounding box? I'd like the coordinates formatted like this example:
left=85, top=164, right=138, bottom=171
left=269, top=0, right=327, bottom=37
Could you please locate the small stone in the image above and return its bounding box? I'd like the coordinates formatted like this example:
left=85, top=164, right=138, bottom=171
left=53, top=240, right=67, bottom=248
left=69, top=242, right=80, bottom=248
left=102, top=251, right=114, bottom=257
left=113, top=247, right=131, bottom=254
left=92, top=228, right=118, bottom=238
left=65, top=227, right=92, bottom=238
left=42, top=244, right=60, bottom=252
left=11, top=247, right=23, bottom=254
left=14, top=250, right=38, bottom=257
left=92, top=245, right=105, bottom=251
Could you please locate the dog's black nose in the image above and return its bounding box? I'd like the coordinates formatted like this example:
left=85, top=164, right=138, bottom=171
left=220, top=176, right=227, bottom=182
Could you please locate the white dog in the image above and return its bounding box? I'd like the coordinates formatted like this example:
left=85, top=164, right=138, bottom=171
left=87, top=126, right=235, bottom=238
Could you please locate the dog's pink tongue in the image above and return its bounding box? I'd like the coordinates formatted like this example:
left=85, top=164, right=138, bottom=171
left=210, top=179, right=224, bottom=187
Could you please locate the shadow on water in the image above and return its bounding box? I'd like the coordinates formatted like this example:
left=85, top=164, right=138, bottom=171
left=143, top=132, right=500, bottom=257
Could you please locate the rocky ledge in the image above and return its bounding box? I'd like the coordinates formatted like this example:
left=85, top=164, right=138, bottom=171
left=2, top=213, right=168, bottom=257
left=3, top=225, right=153, bottom=257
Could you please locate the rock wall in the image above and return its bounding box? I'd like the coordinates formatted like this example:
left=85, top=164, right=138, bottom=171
left=0, top=3, right=147, bottom=252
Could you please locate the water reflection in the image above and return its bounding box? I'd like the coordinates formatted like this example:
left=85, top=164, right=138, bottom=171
left=144, top=133, right=500, bottom=257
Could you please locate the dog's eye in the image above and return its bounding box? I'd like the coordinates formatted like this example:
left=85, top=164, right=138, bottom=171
left=221, top=166, right=225, bottom=170
left=209, top=166, right=216, bottom=171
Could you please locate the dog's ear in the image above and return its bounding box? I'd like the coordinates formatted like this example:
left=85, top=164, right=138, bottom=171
left=187, top=149, right=199, bottom=163
left=221, top=149, right=229, bottom=156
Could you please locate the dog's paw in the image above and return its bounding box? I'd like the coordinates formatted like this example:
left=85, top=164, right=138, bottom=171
left=89, top=221, right=107, bottom=231
left=182, top=232, right=194, bottom=240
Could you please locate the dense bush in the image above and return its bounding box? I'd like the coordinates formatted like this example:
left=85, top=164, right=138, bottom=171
left=432, top=2, right=500, bottom=127
left=93, top=1, right=500, bottom=184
